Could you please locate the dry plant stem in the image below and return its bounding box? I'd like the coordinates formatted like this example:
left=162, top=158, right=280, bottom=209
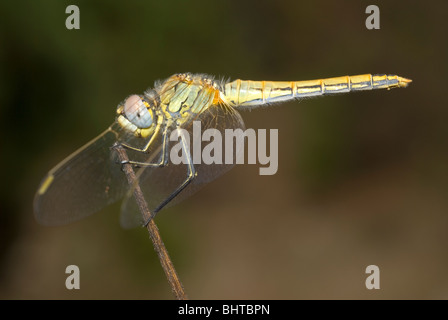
left=114, top=144, right=188, bottom=300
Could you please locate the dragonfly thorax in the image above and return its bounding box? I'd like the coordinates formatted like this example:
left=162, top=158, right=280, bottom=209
left=157, top=73, right=222, bottom=125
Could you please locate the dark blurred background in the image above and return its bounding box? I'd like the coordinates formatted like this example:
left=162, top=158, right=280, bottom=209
left=1, top=0, right=447, bottom=299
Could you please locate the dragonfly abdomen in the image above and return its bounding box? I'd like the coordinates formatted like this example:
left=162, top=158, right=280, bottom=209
left=223, top=74, right=411, bottom=109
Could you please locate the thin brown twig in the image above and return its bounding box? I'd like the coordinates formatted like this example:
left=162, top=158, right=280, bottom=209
left=114, top=144, right=188, bottom=300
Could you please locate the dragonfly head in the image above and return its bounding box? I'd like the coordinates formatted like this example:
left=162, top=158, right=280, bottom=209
left=117, top=94, right=157, bottom=138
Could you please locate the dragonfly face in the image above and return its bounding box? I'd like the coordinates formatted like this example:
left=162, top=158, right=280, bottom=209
left=123, top=95, right=154, bottom=129
left=34, top=72, right=411, bottom=228
left=116, top=92, right=158, bottom=139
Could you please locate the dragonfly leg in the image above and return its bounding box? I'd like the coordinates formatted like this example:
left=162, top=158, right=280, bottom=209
left=121, top=122, right=163, bottom=154
left=121, top=125, right=170, bottom=168
left=143, top=128, right=197, bottom=226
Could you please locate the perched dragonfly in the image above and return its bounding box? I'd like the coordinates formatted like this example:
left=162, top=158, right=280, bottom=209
left=34, top=73, right=411, bottom=228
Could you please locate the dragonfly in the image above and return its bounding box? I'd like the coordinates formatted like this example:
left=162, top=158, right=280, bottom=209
left=34, top=73, right=411, bottom=228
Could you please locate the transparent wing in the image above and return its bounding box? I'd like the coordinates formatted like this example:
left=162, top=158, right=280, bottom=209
left=120, top=103, right=246, bottom=228
left=34, top=123, right=129, bottom=226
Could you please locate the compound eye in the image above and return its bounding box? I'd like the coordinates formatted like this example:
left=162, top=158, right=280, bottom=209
left=123, top=95, right=153, bottom=128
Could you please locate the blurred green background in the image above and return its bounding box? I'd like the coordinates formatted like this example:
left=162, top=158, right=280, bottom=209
left=1, top=0, right=447, bottom=299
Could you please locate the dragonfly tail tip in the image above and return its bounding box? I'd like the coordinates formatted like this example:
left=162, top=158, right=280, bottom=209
left=398, top=76, right=412, bottom=87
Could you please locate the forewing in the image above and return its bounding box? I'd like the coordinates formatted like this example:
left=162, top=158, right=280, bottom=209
left=34, top=124, right=128, bottom=226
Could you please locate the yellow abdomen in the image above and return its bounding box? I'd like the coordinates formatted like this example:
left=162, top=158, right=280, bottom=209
left=223, top=74, right=412, bottom=109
